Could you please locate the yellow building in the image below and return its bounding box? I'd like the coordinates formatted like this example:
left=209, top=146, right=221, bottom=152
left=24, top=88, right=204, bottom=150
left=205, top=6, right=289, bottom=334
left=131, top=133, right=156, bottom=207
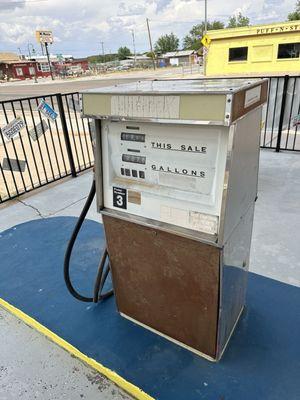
left=206, top=21, right=300, bottom=76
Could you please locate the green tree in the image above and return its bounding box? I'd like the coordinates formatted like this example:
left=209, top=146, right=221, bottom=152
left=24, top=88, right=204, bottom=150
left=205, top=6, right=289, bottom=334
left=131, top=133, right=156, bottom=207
left=87, top=54, right=118, bottom=63
left=154, top=33, right=179, bottom=54
left=227, top=12, right=250, bottom=28
left=288, top=1, right=300, bottom=20
left=183, top=21, right=224, bottom=50
left=117, top=46, right=131, bottom=60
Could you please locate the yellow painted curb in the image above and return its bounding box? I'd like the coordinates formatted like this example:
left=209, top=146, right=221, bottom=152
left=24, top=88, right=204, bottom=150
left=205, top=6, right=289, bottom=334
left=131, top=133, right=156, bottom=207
left=0, top=298, right=155, bottom=400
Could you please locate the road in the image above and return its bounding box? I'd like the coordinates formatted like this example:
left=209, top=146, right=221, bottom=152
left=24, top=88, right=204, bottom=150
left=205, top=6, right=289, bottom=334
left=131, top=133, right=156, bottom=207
left=0, top=65, right=203, bottom=101
left=0, top=77, right=143, bottom=101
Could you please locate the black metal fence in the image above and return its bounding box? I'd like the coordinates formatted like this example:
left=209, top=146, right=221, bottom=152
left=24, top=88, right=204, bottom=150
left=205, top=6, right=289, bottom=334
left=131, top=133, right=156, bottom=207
left=261, top=75, right=300, bottom=152
left=0, top=93, right=93, bottom=204
left=0, top=75, right=299, bottom=204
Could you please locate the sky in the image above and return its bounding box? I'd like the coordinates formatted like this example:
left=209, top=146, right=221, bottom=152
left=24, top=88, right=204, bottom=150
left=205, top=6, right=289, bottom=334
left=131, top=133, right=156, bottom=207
left=0, top=0, right=297, bottom=57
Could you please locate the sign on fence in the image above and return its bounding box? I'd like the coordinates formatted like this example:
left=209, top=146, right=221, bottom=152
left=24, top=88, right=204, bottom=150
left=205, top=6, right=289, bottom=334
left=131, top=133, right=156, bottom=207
left=2, top=158, right=27, bottom=172
left=29, top=119, right=49, bottom=141
left=292, top=113, right=300, bottom=126
left=37, top=100, right=58, bottom=121
left=1, top=117, right=25, bottom=140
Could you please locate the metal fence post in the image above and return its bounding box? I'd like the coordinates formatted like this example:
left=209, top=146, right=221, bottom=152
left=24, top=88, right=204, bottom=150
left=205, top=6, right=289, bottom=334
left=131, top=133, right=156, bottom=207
left=56, top=93, right=77, bottom=177
left=276, top=75, right=289, bottom=153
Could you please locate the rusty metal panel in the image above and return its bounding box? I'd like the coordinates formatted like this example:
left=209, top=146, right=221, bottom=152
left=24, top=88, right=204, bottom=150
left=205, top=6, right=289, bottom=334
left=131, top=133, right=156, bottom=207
left=103, top=214, right=220, bottom=358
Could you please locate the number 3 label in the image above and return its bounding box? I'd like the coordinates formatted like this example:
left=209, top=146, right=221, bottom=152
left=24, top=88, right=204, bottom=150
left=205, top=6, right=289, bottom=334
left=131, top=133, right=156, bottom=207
left=113, top=187, right=127, bottom=209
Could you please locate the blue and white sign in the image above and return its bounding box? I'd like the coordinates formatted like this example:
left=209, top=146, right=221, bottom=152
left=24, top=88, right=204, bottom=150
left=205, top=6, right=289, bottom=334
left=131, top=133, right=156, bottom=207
left=37, top=100, right=58, bottom=122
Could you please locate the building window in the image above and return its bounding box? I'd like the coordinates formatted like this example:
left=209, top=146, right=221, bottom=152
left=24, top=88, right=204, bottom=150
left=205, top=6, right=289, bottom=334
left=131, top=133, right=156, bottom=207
left=15, top=67, right=23, bottom=76
left=29, top=67, right=35, bottom=75
left=277, top=43, right=300, bottom=59
left=229, top=47, right=248, bottom=62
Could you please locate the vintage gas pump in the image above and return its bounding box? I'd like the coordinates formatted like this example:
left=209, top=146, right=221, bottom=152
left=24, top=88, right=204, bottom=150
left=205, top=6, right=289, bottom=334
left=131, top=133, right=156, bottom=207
left=66, top=79, right=267, bottom=361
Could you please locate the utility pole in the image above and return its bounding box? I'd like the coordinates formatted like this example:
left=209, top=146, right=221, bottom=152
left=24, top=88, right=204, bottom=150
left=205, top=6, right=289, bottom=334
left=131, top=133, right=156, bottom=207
left=146, top=18, right=156, bottom=70
left=27, top=43, right=35, bottom=59
left=131, top=29, right=136, bottom=67
left=101, top=41, right=105, bottom=63
left=203, top=0, right=208, bottom=76
left=27, top=43, right=31, bottom=59
left=44, top=42, right=54, bottom=80
left=41, top=43, right=45, bottom=56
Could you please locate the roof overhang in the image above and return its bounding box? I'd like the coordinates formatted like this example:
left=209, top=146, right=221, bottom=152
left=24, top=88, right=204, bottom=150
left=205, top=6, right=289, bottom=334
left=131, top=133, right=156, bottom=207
left=207, top=20, right=300, bottom=41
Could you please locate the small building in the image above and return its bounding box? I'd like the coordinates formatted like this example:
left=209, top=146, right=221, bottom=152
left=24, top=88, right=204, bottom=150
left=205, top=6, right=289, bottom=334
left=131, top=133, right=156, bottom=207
left=0, top=52, right=38, bottom=80
left=54, top=58, right=89, bottom=77
left=32, top=54, right=88, bottom=77
left=161, top=50, right=198, bottom=66
left=126, top=55, right=153, bottom=67
left=0, top=52, right=89, bottom=80
left=206, top=20, right=300, bottom=76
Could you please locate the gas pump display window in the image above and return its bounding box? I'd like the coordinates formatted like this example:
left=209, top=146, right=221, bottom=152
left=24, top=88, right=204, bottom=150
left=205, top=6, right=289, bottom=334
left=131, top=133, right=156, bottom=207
left=122, top=154, right=146, bottom=164
left=121, top=132, right=145, bottom=142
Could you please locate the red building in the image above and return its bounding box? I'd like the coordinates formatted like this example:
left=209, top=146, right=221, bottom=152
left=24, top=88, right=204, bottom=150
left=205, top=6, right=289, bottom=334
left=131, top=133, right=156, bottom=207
left=0, top=52, right=40, bottom=80
left=0, top=60, right=40, bottom=80
left=0, top=52, right=89, bottom=80
left=53, top=58, right=89, bottom=76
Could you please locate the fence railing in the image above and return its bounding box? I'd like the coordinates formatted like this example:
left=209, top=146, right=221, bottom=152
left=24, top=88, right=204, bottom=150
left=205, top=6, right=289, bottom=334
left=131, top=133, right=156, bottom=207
left=261, top=75, right=300, bottom=152
left=0, top=75, right=299, bottom=204
left=0, top=93, right=93, bottom=204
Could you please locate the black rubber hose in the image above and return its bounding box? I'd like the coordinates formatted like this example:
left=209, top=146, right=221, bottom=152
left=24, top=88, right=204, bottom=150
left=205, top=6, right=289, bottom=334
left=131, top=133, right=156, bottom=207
left=93, top=252, right=114, bottom=303
left=97, top=261, right=114, bottom=302
left=93, top=248, right=108, bottom=302
left=63, top=179, right=113, bottom=303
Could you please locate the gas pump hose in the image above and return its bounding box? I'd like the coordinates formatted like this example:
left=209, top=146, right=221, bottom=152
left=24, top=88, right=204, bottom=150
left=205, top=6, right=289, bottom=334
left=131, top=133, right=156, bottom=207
left=63, top=178, right=114, bottom=303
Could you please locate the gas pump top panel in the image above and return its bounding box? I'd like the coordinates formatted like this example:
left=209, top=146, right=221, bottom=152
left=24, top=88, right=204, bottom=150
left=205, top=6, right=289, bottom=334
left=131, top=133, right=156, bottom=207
left=82, top=79, right=267, bottom=244
left=82, top=78, right=268, bottom=125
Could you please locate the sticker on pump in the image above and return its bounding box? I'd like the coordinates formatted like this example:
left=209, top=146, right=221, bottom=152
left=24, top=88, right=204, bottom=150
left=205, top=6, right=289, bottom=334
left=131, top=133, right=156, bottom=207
left=113, top=187, right=127, bottom=209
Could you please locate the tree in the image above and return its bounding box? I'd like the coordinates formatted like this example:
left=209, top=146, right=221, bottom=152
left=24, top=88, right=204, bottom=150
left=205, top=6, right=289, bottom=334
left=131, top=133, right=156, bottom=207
left=227, top=12, right=250, bottom=28
left=117, top=46, right=131, bottom=60
left=88, top=54, right=118, bottom=63
left=154, top=33, right=179, bottom=54
left=183, top=21, right=224, bottom=51
left=288, top=1, right=300, bottom=20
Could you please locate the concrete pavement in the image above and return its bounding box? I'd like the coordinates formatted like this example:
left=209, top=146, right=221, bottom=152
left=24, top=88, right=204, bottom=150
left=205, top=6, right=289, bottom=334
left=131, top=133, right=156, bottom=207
left=0, top=307, right=132, bottom=400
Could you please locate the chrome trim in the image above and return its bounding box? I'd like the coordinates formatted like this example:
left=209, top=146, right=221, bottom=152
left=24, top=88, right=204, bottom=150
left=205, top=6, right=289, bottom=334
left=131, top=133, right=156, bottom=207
left=218, top=104, right=264, bottom=246
left=101, top=208, right=221, bottom=247
left=225, top=94, right=233, bottom=126
left=94, top=119, right=104, bottom=210
left=217, top=123, right=236, bottom=245
left=81, top=78, right=268, bottom=96
left=216, top=248, right=224, bottom=359
left=216, top=306, right=244, bottom=361
left=81, top=114, right=225, bottom=126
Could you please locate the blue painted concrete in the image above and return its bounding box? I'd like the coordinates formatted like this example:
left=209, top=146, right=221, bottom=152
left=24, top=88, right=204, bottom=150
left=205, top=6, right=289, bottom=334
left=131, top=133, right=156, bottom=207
left=0, top=217, right=299, bottom=400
